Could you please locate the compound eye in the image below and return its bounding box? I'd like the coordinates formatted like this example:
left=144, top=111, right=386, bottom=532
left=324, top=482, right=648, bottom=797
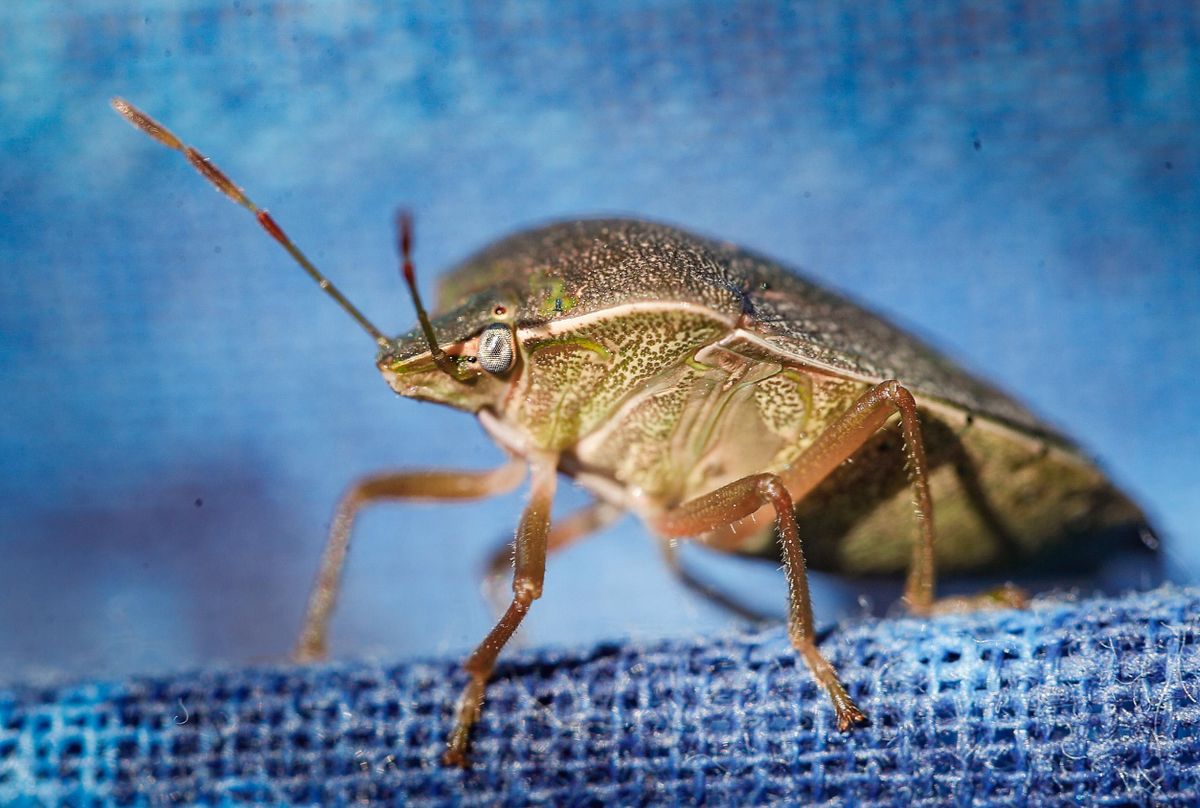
left=478, top=323, right=515, bottom=374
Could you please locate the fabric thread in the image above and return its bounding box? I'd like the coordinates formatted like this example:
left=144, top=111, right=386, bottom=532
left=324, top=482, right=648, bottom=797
left=2, top=586, right=1198, bottom=805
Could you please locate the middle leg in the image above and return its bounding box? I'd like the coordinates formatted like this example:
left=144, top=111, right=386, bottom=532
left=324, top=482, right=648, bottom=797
left=652, top=473, right=867, bottom=731
left=656, top=538, right=775, bottom=625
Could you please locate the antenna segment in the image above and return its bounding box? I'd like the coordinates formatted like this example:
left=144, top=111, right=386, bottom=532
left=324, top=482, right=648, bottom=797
left=395, top=211, right=477, bottom=381
left=111, top=97, right=390, bottom=349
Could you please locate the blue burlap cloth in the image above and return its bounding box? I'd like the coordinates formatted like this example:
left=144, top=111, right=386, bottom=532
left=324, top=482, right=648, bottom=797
left=3, top=585, right=1197, bottom=806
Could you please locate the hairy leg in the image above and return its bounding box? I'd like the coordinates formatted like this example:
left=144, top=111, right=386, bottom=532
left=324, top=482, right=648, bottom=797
left=482, top=499, right=624, bottom=610
left=653, top=473, right=867, bottom=731
left=777, top=380, right=937, bottom=613
left=444, top=451, right=559, bottom=766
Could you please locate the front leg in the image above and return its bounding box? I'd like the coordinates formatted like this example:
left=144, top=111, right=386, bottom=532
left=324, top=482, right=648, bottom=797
left=482, top=499, right=623, bottom=615
left=444, top=450, right=560, bottom=767
left=294, top=457, right=526, bottom=662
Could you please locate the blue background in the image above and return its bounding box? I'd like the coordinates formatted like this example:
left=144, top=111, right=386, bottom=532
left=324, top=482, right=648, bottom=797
left=1, top=1, right=1197, bottom=685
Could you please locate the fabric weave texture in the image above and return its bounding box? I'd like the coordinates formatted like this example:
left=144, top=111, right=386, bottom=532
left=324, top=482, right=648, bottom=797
left=2, top=585, right=1198, bottom=806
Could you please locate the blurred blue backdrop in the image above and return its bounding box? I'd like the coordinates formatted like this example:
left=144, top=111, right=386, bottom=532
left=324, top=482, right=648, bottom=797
left=1, top=1, right=1197, bottom=684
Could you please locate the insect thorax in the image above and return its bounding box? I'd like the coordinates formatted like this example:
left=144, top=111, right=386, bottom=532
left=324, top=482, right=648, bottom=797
left=503, top=305, right=870, bottom=507
left=498, top=304, right=1145, bottom=576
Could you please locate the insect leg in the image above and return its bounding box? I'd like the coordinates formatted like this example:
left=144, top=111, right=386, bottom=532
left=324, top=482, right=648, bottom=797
left=293, top=457, right=526, bottom=662
left=652, top=474, right=867, bottom=732
left=482, top=499, right=624, bottom=611
left=444, top=451, right=560, bottom=767
left=778, top=380, right=938, bottom=614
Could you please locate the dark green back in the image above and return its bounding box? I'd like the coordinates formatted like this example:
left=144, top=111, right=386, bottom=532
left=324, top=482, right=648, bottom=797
left=437, top=219, right=1050, bottom=438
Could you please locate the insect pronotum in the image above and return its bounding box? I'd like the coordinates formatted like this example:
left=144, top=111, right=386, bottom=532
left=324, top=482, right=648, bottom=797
left=112, top=98, right=1151, bottom=766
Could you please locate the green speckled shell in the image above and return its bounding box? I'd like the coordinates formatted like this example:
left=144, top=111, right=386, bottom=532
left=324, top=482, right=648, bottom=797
left=386, top=219, right=1147, bottom=575
left=432, top=219, right=1047, bottom=437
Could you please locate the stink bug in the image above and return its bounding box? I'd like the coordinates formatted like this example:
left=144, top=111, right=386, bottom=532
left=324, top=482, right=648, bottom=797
left=112, top=98, right=1152, bottom=766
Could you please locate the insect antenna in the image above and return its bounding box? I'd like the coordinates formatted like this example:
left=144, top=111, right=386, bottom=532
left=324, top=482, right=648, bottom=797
left=395, top=210, right=477, bottom=381
left=110, top=97, right=390, bottom=350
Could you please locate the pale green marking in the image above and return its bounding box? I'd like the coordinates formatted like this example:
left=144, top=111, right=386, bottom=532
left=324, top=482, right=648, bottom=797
left=536, top=277, right=578, bottom=316
left=528, top=336, right=613, bottom=362
left=389, top=359, right=440, bottom=376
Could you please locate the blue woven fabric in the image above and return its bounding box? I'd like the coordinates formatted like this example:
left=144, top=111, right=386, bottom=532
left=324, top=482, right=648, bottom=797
left=3, top=585, right=1198, bottom=806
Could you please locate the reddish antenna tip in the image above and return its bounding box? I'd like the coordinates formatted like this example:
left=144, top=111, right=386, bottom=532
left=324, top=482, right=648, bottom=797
left=257, top=211, right=286, bottom=245
left=397, top=210, right=416, bottom=284
left=398, top=210, right=413, bottom=256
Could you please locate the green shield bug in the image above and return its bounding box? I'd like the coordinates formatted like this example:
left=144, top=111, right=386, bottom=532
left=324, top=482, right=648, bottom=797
left=112, top=98, right=1152, bottom=767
